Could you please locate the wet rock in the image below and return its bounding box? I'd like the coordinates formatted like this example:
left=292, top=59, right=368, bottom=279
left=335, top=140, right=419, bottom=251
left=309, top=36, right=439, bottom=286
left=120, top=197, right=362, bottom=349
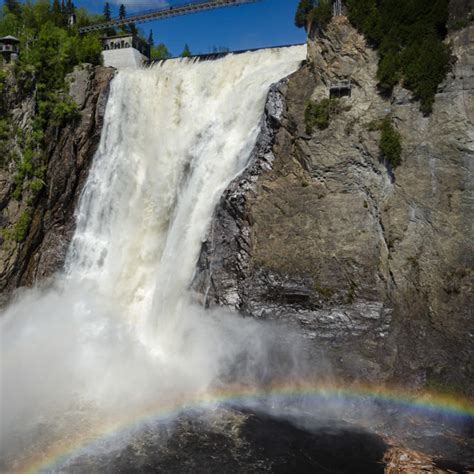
left=194, top=19, right=474, bottom=393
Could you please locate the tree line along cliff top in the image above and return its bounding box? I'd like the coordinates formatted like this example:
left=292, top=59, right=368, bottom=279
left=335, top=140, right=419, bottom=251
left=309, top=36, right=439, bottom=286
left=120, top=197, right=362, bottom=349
left=295, top=0, right=470, bottom=114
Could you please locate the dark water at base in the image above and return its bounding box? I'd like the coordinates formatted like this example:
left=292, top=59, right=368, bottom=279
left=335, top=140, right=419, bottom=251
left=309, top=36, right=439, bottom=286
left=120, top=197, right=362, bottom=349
left=58, top=406, right=473, bottom=473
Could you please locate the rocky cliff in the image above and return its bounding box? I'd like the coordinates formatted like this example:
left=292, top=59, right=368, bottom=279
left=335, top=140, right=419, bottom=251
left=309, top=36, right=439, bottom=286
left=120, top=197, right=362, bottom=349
left=194, top=18, right=474, bottom=394
left=0, top=65, right=114, bottom=299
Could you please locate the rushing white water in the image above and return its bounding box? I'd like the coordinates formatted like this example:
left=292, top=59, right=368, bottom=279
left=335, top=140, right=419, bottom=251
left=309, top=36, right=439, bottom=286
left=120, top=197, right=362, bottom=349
left=0, top=47, right=306, bottom=469
left=67, top=46, right=306, bottom=349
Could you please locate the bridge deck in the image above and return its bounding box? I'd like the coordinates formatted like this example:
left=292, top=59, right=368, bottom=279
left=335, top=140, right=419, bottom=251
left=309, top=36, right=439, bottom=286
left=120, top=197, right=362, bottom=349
left=79, top=0, right=261, bottom=34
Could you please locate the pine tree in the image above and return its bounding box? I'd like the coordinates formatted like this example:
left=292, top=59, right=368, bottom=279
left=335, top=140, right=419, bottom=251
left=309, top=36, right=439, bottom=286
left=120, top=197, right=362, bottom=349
left=52, top=0, right=61, bottom=14
left=61, top=0, right=65, bottom=12
left=103, top=1, right=111, bottom=21
left=294, top=0, right=313, bottom=28
left=148, top=29, right=154, bottom=46
left=4, top=0, right=21, bottom=15
left=181, top=44, right=191, bottom=58
left=151, top=42, right=171, bottom=60
left=119, top=4, right=126, bottom=20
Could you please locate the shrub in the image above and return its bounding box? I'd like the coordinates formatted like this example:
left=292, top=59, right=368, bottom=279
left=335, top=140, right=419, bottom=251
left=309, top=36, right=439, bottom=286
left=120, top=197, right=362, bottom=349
left=346, top=0, right=451, bottom=114
left=305, top=98, right=341, bottom=133
left=151, top=43, right=171, bottom=60
left=308, top=0, right=333, bottom=29
left=12, top=208, right=33, bottom=242
left=379, top=116, right=402, bottom=168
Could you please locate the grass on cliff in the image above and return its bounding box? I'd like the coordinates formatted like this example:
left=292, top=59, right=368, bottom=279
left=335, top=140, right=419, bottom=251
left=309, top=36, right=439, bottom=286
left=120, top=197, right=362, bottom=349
left=345, top=0, right=451, bottom=114
left=305, top=98, right=349, bottom=134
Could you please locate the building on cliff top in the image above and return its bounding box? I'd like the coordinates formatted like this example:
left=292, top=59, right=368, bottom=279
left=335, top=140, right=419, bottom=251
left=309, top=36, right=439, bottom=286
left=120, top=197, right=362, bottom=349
left=0, top=36, right=20, bottom=66
left=102, top=33, right=150, bottom=69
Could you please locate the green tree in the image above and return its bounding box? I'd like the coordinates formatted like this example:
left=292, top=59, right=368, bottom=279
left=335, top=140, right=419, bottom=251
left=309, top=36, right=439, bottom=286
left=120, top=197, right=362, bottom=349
left=181, top=43, right=191, bottom=58
left=4, top=0, right=21, bottom=16
left=380, top=116, right=402, bottom=168
left=346, top=0, right=450, bottom=114
left=52, top=0, right=61, bottom=14
left=151, top=42, right=171, bottom=60
left=294, top=0, right=312, bottom=29
left=103, top=1, right=111, bottom=21
left=118, top=3, right=126, bottom=20
left=148, top=29, right=154, bottom=46
left=308, top=0, right=332, bottom=29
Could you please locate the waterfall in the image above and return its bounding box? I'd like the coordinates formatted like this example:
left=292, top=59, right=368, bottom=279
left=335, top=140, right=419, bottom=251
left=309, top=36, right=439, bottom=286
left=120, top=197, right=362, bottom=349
left=0, top=46, right=306, bottom=469
left=66, top=46, right=306, bottom=347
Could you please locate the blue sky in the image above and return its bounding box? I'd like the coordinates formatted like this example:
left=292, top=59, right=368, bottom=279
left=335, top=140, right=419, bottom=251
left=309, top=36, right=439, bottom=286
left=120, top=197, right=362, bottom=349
left=75, top=0, right=305, bottom=56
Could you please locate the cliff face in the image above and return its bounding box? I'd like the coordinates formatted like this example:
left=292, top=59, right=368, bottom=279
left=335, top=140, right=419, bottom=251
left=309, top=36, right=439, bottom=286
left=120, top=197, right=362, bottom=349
left=0, top=65, right=114, bottom=298
left=195, top=19, right=474, bottom=392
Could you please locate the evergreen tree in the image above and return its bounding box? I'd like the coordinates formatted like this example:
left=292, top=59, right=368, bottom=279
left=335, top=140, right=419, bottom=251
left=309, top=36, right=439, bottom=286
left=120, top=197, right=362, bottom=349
left=151, top=42, right=171, bottom=60
left=181, top=43, right=191, bottom=58
left=61, top=0, right=65, bottom=12
left=52, top=0, right=61, bottom=14
left=119, top=4, right=126, bottom=20
left=4, top=0, right=21, bottom=15
left=294, top=0, right=313, bottom=28
left=148, top=29, right=154, bottom=47
left=103, top=1, right=111, bottom=21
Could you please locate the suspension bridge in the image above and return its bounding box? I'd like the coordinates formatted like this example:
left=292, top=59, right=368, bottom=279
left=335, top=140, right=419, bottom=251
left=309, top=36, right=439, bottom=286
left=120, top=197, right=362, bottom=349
left=78, top=0, right=262, bottom=34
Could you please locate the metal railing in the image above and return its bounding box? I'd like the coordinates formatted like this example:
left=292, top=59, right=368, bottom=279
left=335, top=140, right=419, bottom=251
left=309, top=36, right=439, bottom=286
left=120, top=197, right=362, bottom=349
left=0, top=45, right=19, bottom=53
left=79, top=0, right=262, bottom=33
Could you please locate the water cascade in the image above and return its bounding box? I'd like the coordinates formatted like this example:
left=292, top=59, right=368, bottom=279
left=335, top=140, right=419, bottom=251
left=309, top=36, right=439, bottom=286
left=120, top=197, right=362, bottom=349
left=0, top=46, right=306, bottom=470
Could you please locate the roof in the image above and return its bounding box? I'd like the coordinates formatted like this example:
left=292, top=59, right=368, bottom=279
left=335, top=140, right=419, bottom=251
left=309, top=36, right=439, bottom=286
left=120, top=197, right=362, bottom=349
left=0, top=35, right=20, bottom=43
left=101, top=34, right=136, bottom=40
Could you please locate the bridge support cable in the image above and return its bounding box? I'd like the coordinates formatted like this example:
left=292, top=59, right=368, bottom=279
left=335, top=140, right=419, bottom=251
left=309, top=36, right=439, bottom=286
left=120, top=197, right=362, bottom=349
left=79, top=0, right=262, bottom=34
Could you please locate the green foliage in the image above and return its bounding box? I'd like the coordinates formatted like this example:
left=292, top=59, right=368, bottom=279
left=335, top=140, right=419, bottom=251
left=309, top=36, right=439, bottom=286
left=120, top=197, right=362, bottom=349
left=379, top=116, right=402, bottom=168
left=346, top=0, right=451, bottom=113
left=12, top=208, right=33, bottom=242
left=402, top=37, right=451, bottom=114
left=305, top=98, right=341, bottom=133
left=181, top=44, right=191, bottom=58
left=295, top=0, right=312, bottom=28
left=151, top=42, right=171, bottom=60
left=0, top=1, right=104, bottom=243
left=4, top=0, right=21, bottom=16
left=29, top=176, right=45, bottom=195
left=295, top=0, right=332, bottom=30
left=308, top=0, right=332, bottom=29
left=118, top=4, right=126, bottom=20
left=0, top=0, right=102, bottom=166
left=103, top=1, right=111, bottom=22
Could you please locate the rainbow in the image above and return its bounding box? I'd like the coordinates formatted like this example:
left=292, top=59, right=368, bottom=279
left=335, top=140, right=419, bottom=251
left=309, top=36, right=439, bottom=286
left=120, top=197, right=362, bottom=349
left=16, top=380, right=474, bottom=474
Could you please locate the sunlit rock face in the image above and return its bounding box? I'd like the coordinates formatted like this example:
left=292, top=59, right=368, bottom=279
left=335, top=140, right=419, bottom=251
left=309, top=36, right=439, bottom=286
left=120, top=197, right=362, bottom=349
left=194, top=17, right=474, bottom=394
left=0, top=64, right=115, bottom=299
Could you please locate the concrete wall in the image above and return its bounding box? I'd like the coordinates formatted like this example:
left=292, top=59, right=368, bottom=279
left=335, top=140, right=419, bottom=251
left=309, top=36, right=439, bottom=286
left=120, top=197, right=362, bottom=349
left=102, top=48, right=147, bottom=69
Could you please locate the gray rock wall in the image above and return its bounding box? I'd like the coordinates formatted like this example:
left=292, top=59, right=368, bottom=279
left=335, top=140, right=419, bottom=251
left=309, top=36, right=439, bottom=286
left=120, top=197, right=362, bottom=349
left=194, top=18, right=474, bottom=393
left=0, top=65, right=115, bottom=297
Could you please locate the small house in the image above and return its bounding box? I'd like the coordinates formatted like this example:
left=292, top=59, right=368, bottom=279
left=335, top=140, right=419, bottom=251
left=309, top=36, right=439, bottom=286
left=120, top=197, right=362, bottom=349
left=0, top=36, right=20, bottom=65
left=102, top=34, right=150, bottom=69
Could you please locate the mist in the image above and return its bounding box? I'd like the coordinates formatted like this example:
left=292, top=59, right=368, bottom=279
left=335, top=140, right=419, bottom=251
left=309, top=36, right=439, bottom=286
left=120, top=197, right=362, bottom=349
left=1, top=47, right=308, bottom=470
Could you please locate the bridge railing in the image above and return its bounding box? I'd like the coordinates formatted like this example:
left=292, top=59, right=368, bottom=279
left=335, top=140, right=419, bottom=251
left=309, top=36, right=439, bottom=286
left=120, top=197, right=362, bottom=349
left=79, top=0, right=262, bottom=34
